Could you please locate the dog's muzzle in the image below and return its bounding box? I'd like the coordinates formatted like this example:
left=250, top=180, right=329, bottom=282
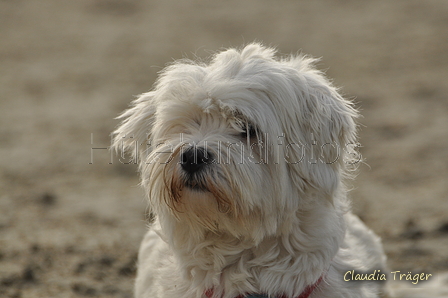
left=180, top=146, right=213, bottom=190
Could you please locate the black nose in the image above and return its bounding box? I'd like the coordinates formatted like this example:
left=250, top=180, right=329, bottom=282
left=180, top=147, right=212, bottom=174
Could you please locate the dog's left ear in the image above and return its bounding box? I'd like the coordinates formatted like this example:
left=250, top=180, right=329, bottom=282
left=308, top=82, right=358, bottom=154
left=112, top=92, right=156, bottom=163
left=283, top=58, right=359, bottom=198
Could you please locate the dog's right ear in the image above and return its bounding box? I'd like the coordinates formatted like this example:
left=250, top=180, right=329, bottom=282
left=112, top=92, right=156, bottom=163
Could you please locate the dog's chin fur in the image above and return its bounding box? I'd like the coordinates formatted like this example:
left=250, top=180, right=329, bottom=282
left=113, top=44, right=387, bottom=298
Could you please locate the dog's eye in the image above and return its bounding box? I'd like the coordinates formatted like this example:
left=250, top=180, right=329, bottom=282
left=241, top=123, right=257, bottom=139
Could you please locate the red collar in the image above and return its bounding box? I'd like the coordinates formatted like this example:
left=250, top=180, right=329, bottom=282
left=296, top=275, right=324, bottom=298
left=205, top=275, right=324, bottom=298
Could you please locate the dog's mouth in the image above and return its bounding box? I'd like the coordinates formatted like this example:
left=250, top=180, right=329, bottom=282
left=167, top=164, right=235, bottom=215
left=182, top=173, right=209, bottom=192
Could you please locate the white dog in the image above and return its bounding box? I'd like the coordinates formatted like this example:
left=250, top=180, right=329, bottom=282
left=113, top=44, right=388, bottom=298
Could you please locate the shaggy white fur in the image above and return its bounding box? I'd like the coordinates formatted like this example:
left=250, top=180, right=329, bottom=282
left=113, top=44, right=388, bottom=298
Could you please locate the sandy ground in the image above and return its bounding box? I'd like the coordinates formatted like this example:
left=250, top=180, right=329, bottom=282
left=1, top=0, right=448, bottom=297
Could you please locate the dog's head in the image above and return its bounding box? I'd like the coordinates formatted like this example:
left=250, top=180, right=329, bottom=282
left=113, top=44, right=358, bottom=243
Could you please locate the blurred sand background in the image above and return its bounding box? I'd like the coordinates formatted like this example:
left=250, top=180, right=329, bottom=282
left=1, top=0, right=448, bottom=297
